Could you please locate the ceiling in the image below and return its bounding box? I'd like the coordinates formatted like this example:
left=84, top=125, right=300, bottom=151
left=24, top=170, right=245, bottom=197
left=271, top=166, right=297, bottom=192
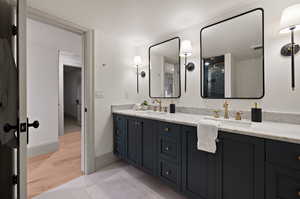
left=28, top=0, right=260, bottom=46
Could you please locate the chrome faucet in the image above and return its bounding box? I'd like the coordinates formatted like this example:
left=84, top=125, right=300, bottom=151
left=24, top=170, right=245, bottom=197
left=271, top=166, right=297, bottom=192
left=223, top=101, right=229, bottom=119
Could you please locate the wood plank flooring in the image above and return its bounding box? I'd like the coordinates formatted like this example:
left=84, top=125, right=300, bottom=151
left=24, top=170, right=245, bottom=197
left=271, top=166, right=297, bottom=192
left=27, top=131, right=82, bottom=198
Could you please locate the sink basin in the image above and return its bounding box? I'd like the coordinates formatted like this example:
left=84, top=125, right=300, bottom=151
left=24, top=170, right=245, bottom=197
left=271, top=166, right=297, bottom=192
left=203, top=116, right=252, bottom=128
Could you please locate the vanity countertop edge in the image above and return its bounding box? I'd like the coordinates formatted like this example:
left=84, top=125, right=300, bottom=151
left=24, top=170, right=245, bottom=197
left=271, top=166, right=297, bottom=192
left=112, top=109, right=300, bottom=145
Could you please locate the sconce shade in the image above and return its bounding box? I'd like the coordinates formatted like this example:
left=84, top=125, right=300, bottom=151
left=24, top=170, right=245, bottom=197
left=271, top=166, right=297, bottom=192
left=180, top=40, right=193, bottom=57
left=280, top=4, right=300, bottom=33
left=134, top=56, right=142, bottom=66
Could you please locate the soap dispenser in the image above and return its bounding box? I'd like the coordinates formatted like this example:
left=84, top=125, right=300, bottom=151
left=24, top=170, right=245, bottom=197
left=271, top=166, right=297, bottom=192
left=251, top=102, right=262, bottom=122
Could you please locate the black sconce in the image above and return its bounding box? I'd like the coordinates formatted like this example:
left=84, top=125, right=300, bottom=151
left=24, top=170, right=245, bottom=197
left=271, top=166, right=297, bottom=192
left=134, top=56, right=146, bottom=93
left=280, top=4, right=300, bottom=91
left=180, top=40, right=195, bottom=92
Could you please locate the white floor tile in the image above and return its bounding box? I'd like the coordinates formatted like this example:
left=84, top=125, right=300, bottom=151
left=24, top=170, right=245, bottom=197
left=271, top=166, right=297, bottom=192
left=34, top=161, right=186, bottom=199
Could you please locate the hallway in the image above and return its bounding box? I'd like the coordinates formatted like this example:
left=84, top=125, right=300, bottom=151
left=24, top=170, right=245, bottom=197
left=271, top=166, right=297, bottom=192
left=27, top=131, right=82, bottom=198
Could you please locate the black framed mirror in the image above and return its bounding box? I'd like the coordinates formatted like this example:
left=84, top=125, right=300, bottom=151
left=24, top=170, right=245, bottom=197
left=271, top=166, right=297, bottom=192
left=200, top=8, right=265, bottom=99
left=149, top=37, right=181, bottom=98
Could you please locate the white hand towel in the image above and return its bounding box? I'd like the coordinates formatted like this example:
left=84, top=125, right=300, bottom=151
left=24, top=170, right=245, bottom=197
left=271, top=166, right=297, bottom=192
left=197, top=119, right=220, bottom=153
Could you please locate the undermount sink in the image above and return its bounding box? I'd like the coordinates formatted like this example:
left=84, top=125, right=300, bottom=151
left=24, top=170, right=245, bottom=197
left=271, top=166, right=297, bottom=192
left=203, top=116, right=252, bottom=128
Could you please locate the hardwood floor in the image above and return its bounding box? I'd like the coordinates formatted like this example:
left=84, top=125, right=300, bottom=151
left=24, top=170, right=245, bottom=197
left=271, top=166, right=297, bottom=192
left=27, top=131, right=82, bottom=198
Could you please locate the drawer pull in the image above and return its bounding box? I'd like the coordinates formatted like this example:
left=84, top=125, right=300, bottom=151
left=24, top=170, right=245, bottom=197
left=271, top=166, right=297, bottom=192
left=165, top=170, right=171, bottom=175
left=165, top=147, right=169, bottom=151
left=164, top=128, right=170, bottom=132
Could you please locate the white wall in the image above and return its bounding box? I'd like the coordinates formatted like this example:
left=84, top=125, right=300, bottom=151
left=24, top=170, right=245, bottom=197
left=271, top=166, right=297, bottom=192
left=135, top=0, right=300, bottom=114
left=27, top=18, right=82, bottom=148
left=234, top=57, right=263, bottom=97
left=94, top=31, right=137, bottom=157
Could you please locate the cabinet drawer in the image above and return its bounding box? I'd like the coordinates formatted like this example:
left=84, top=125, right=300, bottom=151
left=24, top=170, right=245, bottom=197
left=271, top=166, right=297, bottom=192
left=159, top=122, right=180, bottom=139
left=266, top=164, right=300, bottom=199
left=159, top=136, right=179, bottom=161
left=159, top=160, right=179, bottom=186
left=266, top=140, right=300, bottom=170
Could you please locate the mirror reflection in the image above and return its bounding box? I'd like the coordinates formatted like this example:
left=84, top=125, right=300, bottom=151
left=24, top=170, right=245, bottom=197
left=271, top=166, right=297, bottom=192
left=149, top=37, right=181, bottom=98
left=201, top=9, right=264, bottom=99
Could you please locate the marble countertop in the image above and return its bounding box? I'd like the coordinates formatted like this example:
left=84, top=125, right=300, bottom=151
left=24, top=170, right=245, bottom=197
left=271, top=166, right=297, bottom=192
left=113, top=109, right=300, bottom=144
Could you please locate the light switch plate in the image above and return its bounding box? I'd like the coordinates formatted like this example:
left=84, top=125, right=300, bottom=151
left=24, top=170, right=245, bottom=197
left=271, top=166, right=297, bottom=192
left=95, top=90, right=104, bottom=99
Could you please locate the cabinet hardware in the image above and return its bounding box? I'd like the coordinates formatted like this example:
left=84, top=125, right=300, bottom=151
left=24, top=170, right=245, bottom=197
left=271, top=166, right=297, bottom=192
left=165, top=147, right=169, bottom=151
left=164, top=128, right=169, bottom=132
left=165, top=171, right=170, bottom=175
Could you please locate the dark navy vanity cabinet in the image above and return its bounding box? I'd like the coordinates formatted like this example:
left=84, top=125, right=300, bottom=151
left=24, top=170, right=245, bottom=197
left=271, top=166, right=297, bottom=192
left=113, top=113, right=299, bottom=199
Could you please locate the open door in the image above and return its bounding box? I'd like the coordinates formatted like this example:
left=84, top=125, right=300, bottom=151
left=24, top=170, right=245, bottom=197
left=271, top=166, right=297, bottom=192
left=0, top=0, right=39, bottom=198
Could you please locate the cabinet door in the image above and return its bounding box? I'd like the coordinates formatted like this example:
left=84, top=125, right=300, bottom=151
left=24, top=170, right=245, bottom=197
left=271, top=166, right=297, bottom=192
left=182, top=126, right=217, bottom=199
left=266, top=163, right=300, bottom=199
left=127, top=118, right=140, bottom=166
left=113, top=115, right=127, bottom=159
left=140, top=119, right=157, bottom=175
left=217, top=132, right=265, bottom=199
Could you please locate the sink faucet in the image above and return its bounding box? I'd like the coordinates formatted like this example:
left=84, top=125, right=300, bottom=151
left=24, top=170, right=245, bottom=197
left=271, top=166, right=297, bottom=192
left=223, top=101, right=229, bottom=119
left=154, top=99, right=162, bottom=112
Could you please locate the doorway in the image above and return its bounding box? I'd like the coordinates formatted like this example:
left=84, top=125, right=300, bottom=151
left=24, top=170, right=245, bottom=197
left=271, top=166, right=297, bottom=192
left=26, top=19, right=84, bottom=198
left=64, top=66, right=82, bottom=135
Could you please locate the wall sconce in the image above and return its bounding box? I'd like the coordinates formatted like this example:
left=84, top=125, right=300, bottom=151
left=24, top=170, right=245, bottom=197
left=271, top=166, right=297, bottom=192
left=134, top=56, right=146, bottom=93
left=280, top=4, right=300, bottom=91
left=180, top=40, right=195, bottom=92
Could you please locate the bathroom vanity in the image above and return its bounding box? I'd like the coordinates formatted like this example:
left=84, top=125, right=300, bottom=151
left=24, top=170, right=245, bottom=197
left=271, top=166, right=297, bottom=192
left=113, top=110, right=300, bottom=199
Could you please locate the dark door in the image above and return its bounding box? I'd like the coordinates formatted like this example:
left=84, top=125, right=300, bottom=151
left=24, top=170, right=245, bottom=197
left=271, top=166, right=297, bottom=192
left=217, top=132, right=265, bottom=199
left=140, top=119, right=157, bottom=175
left=182, top=126, right=217, bottom=199
left=0, top=0, right=19, bottom=198
left=127, top=118, right=140, bottom=166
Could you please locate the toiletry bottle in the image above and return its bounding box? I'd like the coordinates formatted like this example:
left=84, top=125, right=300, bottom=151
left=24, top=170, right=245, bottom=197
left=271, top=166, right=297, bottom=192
left=170, top=100, right=176, bottom=113
left=251, top=102, right=262, bottom=122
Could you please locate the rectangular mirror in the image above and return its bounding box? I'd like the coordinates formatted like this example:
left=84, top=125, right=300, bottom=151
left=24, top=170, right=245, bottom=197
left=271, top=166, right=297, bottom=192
left=201, top=8, right=264, bottom=99
left=149, top=37, right=181, bottom=98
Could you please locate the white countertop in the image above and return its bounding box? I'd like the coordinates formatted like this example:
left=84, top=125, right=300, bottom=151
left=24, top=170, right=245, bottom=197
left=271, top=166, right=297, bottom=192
left=113, top=109, right=300, bottom=144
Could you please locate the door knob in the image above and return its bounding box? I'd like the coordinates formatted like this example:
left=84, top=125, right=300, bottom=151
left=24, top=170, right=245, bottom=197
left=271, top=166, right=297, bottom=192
left=27, top=119, right=40, bottom=144
left=3, top=123, right=18, bottom=133
left=28, top=120, right=39, bottom=129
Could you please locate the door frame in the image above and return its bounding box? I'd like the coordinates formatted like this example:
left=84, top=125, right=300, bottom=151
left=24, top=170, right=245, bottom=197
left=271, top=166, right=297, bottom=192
left=58, top=51, right=82, bottom=137
left=26, top=7, right=96, bottom=176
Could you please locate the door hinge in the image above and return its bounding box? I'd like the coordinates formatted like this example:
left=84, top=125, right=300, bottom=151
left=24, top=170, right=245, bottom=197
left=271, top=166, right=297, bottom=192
left=12, top=175, right=18, bottom=185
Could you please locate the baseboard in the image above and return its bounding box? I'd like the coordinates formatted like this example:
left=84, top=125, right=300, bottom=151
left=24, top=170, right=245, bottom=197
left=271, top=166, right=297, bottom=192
left=95, top=152, right=119, bottom=171
left=27, top=141, right=59, bottom=158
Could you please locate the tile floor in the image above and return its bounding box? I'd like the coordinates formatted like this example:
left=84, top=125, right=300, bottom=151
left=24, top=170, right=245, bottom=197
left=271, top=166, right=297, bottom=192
left=33, top=161, right=187, bottom=199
